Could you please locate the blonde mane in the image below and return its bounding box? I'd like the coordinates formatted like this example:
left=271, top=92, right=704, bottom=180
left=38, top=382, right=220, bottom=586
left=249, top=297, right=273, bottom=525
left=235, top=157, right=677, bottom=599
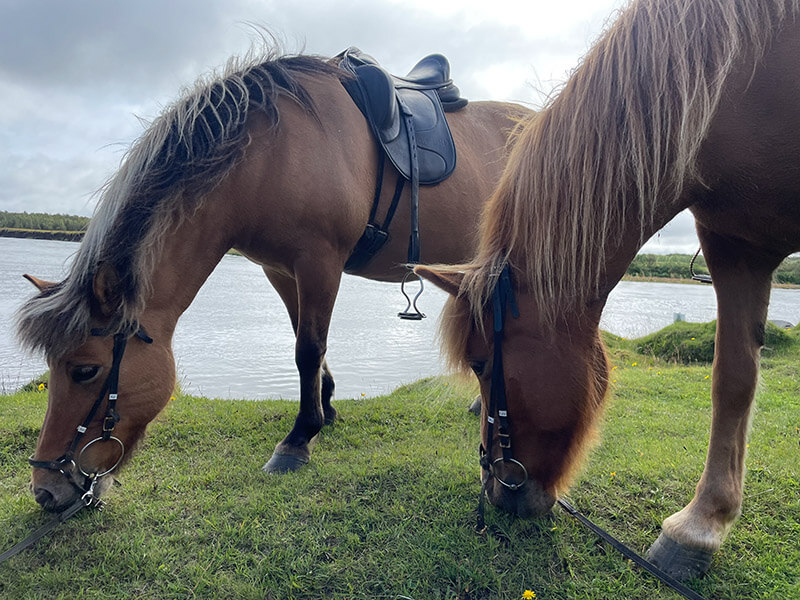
left=17, top=49, right=343, bottom=358
left=437, top=0, right=799, bottom=369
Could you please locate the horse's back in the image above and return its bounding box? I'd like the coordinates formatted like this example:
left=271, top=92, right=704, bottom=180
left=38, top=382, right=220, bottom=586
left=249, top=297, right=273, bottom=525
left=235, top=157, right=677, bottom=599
left=227, top=70, right=531, bottom=280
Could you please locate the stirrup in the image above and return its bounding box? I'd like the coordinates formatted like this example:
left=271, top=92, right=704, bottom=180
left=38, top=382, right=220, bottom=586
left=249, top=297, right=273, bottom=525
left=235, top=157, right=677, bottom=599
left=398, top=270, right=426, bottom=320
left=690, top=248, right=712, bottom=284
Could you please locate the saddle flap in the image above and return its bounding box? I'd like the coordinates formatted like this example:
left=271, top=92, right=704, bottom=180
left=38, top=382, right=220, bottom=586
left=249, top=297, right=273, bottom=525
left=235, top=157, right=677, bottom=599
left=382, top=89, right=456, bottom=183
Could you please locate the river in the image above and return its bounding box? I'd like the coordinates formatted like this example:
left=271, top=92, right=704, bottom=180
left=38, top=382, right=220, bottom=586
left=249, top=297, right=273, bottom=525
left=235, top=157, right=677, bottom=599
left=1, top=237, right=797, bottom=399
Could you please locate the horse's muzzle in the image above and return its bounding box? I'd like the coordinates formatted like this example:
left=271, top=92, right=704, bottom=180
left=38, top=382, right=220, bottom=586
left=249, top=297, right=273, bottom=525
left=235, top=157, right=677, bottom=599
left=483, top=473, right=556, bottom=517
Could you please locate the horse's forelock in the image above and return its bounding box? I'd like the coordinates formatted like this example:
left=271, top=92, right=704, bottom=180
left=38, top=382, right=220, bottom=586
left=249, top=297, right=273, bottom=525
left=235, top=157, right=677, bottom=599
left=16, top=276, right=93, bottom=359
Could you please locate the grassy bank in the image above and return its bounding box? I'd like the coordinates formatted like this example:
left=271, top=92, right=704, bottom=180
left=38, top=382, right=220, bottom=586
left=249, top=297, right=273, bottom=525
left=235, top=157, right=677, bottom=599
left=1, top=333, right=798, bottom=599
left=0, top=227, right=83, bottom=242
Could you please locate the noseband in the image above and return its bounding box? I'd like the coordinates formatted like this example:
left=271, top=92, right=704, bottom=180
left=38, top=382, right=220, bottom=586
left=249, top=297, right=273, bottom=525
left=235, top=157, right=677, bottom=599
left=476, top=263, right=526, bottom=532
left=28, top=324, right=153, bottom=506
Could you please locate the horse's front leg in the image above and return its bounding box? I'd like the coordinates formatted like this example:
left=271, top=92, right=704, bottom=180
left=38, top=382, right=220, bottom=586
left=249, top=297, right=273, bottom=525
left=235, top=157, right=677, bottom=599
left=263, top=260, right=342, bottom=473
left=647, top=229, right=782, bottom=580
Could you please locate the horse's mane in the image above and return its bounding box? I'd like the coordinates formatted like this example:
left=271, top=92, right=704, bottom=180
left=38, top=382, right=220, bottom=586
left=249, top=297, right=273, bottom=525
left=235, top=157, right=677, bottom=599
left=439, top=0, right=799, bottom=369
left=17, top=48, right=344, bottom=358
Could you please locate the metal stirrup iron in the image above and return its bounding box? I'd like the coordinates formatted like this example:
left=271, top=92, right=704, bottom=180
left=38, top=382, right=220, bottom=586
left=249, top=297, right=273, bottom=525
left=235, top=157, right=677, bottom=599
left=398, top=269, right=426, bottom=320
left=690, top=247, right=712, bottom=283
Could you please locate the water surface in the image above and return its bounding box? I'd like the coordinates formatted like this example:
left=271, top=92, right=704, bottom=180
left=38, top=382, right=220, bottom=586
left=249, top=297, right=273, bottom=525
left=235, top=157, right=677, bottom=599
left=1, top=237, right=797, bottom=399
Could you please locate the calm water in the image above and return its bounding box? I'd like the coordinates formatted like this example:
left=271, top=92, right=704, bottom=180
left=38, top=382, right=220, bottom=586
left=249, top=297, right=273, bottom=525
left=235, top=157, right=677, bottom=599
left=1, top=237, right=798, bottom=399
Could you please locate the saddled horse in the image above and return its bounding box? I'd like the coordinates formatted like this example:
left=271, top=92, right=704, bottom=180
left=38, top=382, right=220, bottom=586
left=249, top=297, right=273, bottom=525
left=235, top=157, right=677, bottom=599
left=17, top=49, right=530, bottom=511
left=418, top=0, right=800, bottom=582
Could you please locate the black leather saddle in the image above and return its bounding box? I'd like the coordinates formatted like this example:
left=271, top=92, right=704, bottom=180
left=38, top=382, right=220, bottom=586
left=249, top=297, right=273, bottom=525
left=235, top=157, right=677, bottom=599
left=338, top=48, right=468, bottom=277
left=337, top=47, right=465, bottom=185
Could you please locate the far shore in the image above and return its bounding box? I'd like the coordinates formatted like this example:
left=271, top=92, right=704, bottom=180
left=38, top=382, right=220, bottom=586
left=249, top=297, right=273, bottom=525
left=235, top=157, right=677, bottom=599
left=2, top=231, right=798, bottom=288
left=622, top=274, right=800, bottom=289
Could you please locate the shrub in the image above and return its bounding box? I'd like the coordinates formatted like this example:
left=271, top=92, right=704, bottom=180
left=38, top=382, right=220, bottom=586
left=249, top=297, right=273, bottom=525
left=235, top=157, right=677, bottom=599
left=633, top=320, right=796, bottom=363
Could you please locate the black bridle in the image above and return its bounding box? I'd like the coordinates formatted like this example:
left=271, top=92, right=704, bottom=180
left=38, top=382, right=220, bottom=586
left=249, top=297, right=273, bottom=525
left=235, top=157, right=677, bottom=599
left=28, top=324, right=153, bottom=507
left=475, top=264, right=706, bottom=600
left=476, top=263, right=526, bottom=532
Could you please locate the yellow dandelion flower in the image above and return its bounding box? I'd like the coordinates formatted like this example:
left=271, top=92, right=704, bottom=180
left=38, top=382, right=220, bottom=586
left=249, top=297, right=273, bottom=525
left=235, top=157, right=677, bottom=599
left=631, top=362, right=638, bottom=366
left=704, top=375, right=709, bottom=380
left=522, top=591, right=536, bottom=600
left=610, top=471, right=616, bottom=477
left=38, top=383, right=45, bottom=391
left=691, top=337, right=696, bottom=340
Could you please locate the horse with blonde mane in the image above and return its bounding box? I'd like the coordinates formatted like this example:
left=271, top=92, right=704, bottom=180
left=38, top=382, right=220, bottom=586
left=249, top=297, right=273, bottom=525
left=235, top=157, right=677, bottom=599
left=418, top=0, right=800, bottom=581
left=17, top=49, right=529, bottom=512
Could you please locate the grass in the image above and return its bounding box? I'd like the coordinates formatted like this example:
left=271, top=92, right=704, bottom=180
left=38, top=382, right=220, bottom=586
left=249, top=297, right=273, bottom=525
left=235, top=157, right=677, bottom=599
left=0, top=330, right=798, bottom=599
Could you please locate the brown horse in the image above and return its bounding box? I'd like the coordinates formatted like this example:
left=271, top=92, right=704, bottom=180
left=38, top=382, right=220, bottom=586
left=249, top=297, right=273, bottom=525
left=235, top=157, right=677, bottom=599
left=418, top=0, right=800, bottom=582
left=17, top=49, right=530, bottom=511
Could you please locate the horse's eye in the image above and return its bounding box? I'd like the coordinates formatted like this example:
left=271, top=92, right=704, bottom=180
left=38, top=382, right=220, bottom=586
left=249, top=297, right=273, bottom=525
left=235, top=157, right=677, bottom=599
left=469, top=361, right=487, bottom=377
left=71, top=365, right=101, bottom=384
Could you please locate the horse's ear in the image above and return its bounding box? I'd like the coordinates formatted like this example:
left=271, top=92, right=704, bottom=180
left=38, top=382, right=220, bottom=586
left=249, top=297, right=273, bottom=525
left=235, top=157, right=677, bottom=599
left=23, top=274, right=57, bottom=291
left=92, top=262, right=122, bottom=316
left=415, top=265, right=464, bottom=297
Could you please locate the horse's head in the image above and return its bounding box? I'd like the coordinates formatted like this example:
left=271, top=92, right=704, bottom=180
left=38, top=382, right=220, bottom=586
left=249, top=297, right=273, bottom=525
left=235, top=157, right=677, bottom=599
left=418, top=265, right=610, bottom=517
left=24, top=269, right=176, bottom=511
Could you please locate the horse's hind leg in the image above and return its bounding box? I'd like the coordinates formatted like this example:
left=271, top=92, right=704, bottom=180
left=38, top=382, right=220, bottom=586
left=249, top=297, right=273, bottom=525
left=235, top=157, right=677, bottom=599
left=647, top=227, right=782, bottom=580
left=263, top=268, right=338, bottom=424
left=262, top=262, right=342, bottom=473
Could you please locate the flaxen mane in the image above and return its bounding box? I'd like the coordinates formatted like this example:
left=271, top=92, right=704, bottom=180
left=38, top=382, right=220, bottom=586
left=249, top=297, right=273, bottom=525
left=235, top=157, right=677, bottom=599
left=17, top=50, right=343, bottom=358
left=440, top=0, right=799, bottom=370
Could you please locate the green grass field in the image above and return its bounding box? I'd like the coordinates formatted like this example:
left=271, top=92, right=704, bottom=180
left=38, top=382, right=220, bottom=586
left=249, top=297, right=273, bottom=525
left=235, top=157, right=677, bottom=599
left=0, top=327, right=798, bottom=599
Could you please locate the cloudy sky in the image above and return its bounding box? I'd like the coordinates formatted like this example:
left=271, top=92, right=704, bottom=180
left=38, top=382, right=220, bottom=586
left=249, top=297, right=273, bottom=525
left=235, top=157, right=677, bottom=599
left=0, top=0, right=698, bottom=253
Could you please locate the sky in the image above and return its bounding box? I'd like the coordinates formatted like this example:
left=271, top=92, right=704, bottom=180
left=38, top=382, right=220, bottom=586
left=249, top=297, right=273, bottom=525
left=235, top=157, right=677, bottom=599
left=0, top=0, right=698, bottom=253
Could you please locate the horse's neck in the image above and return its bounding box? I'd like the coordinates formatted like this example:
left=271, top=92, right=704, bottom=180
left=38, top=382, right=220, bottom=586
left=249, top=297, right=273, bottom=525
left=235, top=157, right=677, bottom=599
left=141, top=199, right=235, bottom=338
left=598, top=195, right=687, bottom=300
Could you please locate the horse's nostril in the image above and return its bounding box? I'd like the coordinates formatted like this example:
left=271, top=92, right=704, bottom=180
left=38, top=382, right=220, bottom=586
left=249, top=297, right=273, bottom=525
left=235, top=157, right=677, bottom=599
left=33, top=487, right=55, bottom=509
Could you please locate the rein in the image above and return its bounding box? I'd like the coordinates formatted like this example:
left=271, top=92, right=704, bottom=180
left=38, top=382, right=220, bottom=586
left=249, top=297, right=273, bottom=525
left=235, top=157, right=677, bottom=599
left=477, top=265, right=707, bottom=600
left=0, top=324, right=152, bottom=564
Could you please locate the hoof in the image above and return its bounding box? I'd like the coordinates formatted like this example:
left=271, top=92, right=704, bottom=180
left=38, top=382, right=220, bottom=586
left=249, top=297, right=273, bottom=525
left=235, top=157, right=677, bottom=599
left=646, top=533, right=713, bottom=581
left=262, top=452, right=309, bottom=474
left=468, top=396, right=481, bottom=415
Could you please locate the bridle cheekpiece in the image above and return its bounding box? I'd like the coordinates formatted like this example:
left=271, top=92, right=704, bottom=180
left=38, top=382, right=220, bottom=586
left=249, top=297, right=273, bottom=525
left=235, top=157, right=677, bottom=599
left=477, top=262, right=527, bottom=531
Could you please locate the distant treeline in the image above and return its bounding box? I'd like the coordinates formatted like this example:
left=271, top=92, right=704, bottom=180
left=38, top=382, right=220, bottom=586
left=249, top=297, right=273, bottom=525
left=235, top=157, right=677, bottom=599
left=2, top=210, right=799, bottom=284
left=627, top=253, right=800, bottom=285
left=0, top=210, right=89, bottom=232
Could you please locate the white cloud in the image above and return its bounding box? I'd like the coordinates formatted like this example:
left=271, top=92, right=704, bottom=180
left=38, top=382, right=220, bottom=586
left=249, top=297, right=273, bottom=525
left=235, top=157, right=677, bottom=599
left=0, top=0, right=699, bottom=253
